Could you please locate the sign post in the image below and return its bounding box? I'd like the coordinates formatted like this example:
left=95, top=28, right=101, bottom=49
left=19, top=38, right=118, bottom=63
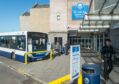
left=70, top=45, right=80, bottom=81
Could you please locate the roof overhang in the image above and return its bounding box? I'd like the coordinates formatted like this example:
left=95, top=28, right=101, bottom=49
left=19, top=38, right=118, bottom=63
left=81, top=25, right=110, bottom=29
left=84, top=14, right=119, bottom=21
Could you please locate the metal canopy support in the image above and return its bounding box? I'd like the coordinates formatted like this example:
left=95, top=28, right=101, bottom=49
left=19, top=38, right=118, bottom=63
left=108, top=0, right=119, bottom=27
left=110, top=0, right=119, bottom=14
left=81, top=0, right=93, bottom=27
left=96, top=0, right=107, bottom=31
left=81, top=25, right=110, bottom=29
left=81, top=0, right=108, bottom=29
left=98, top=0, right=107, bottom=14
left=84, top=14, right=119, bottom=21
left=87, top=0, right=93, bottom=26
left=80, top=0, right=119, bottom=30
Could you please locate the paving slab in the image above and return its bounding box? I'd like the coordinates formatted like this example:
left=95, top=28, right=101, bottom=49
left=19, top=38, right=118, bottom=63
left=0, top=55, right=85, bottom=83
left=109, top=70, right=119, bottom=84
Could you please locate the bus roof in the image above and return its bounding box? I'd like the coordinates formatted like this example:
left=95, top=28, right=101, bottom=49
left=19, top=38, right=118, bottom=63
left=0, top=31, right=47, bottom=36
left=0, top=31, right=27, bottom=36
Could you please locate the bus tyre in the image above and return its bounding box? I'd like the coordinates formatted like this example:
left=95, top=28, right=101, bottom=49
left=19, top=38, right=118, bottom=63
left=11, top=52, right=16, bottom=60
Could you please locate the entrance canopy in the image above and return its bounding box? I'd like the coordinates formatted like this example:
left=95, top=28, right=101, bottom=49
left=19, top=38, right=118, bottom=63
left=80, top=0, right=119, bottom=31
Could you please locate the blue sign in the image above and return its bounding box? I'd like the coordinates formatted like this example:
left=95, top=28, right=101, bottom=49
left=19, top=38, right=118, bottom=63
left=72, top=3, right=89, bottom=20
left=70, top=45, right=80, bottom=81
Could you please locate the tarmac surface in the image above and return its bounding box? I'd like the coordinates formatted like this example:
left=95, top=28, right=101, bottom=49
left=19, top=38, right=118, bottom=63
left=0, top=61, right=40, bottom=84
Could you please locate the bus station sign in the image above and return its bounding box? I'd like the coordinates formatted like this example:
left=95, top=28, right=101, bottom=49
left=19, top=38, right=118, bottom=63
left=70, top=45, right=80, bottom=81
left=72, top=3, right=89, bottom=20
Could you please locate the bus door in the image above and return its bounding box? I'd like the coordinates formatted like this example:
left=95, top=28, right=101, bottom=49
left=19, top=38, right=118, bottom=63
left=28, top=38, right=40, bottom=52
left=28, top=38, right=32, bottom=52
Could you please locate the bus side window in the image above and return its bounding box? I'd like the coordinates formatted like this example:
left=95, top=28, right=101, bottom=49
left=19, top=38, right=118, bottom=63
left=16, top=36, right=26, bottom=51
left=11, top=36, right=17, bottom=49
left=0, top=37, right=2, bottom=47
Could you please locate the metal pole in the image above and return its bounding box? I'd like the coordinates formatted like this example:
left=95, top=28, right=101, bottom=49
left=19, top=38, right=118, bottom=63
left=93, top=34, right=96, bottom=51
left=103, top=33, right=105, bottom=46
left=99, top=34, right=101, bottom=52
left=25, top=53, right=28, bottom=64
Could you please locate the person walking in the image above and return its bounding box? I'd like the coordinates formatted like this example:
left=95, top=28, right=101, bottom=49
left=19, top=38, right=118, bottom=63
left=55, top=42, right=61, bottom=56
left=64, top=41, right=70, bottom=55
left=101, top=39, right=116, bottom=81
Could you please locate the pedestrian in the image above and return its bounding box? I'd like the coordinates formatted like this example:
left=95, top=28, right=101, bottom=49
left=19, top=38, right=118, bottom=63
left=55, top=42, right=61, bottom=56
left=62, top=45, right=65, bottom=55
left=101, top=39, right=116, bottom=81
left=65, top=41, right=70, bottom=55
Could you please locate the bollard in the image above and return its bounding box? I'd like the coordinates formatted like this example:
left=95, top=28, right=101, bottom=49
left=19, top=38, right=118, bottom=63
left=78, top=73, right=82, bottom=84
left=25, top=53, right=28, bottom=64
left=50, top=50, right=53, bottom=60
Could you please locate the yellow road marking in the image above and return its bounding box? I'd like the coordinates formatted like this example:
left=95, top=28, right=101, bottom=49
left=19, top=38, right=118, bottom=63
left=48, top=73, right=82, bottom=84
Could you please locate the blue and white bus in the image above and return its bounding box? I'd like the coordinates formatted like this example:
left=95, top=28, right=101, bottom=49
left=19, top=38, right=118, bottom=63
left=0, top=31, right=48, bottom=62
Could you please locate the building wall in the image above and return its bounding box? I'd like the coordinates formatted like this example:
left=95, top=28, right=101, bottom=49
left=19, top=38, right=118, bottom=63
left=49, top=32, right=67, bottom=46
left=20, top=16, right=30, bottom=31
left=67, top=0, right=90, bottom=29
left=49, top=0, right=68, bottom=45
left=20, top=0, right=91, bottom=32
left=20, top=0, right=92, bottom=46
left=49, top=0, right=91, bottom=45
left=50, top=0, right=67, bottom=32
left=20, top=7, right=50, bottom=33
left=30, top=8, right=50, bottom=33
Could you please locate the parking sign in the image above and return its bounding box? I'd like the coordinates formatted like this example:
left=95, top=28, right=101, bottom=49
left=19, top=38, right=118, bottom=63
left=70, top=45, right=80, bottom=81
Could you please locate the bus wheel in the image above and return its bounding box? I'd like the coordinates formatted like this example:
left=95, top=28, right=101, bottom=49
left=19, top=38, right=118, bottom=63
left=11, top=52, right=16, bottom=60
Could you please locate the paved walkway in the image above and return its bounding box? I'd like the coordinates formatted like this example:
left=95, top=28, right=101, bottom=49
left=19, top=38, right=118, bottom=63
left=0, top=55, right=85, bottom=83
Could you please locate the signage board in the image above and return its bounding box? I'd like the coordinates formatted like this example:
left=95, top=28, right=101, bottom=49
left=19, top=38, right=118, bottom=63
left=72, top=3, right=89, bottom=20
left=70, top=45, right=80, bottom=81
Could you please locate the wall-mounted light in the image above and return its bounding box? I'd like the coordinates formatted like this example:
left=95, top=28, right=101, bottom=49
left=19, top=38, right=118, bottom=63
left=56, top=12, right=61, bottom=21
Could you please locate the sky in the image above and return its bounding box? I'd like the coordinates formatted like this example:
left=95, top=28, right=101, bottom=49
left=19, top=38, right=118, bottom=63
left=0, top=0, right=49, bottom=32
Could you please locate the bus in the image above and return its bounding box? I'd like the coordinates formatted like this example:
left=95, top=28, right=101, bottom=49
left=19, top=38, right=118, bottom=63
left=0, top=31, right=49, bottom=62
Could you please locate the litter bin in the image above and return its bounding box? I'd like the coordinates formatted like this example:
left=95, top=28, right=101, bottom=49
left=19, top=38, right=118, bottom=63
left=82, top=63, right=100, bottom=84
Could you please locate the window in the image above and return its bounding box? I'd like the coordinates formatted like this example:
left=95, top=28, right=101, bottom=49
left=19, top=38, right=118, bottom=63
left=0, top=35, right=26, bottom=51
left=16, top=36, right=26, bottom=51
left=32, top=38, right=46, bottom=51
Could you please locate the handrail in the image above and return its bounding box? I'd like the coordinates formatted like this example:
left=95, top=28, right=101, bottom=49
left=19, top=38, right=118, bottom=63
left=24, top=50, right=53, bottom=64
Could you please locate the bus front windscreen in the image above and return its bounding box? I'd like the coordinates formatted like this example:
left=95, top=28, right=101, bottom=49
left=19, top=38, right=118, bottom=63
left=28, top=32, right=47, bottom=51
